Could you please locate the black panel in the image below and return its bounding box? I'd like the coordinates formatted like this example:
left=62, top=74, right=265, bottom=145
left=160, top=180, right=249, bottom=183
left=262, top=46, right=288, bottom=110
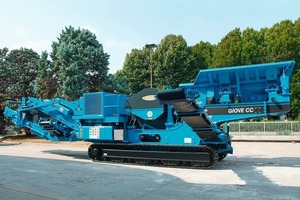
left=102, top=149, right=211, bottom=163
left=126, top=88, right=162, bottom=109
left=206, top=105, right=264, bottom=115
left=206, top=104, right=290, bottom=115
left=133, top=105, right=172, bottom=129
left=85, top=93, right=102, bottom=115
left=156, top=88, right=185, bottom=101
left=268, top=104, right=290, bottom=113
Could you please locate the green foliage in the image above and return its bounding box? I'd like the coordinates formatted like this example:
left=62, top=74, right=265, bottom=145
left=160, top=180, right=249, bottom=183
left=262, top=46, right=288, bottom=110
left=122, top=48, right=151, bottom=93
left=5, top=48, right=40, bottom=100
left=213, top=28, right=242, bottom=68
left=51, top=26, right=109, bottom=100
left=0, top=48, right=9, bottom=60
left=0, top=48, right=9, bottom=106
left=0, top=48, right=9, bottom=134
left=280, top=19, right=300, bottom=119
left=122, top=34, right=196, bottom=92
left=265, top=20, right=297, bottom=62
left=154, top=34, right=194, bottom=89
left=34, top=51, right=57, bottom=99
left=0, top=47, right=40, bottom=135
left=102, top=73, right=131, bottom=95
left=241, top=28, right=264, bottom=65
left=190, top=41, right=215, bottom=76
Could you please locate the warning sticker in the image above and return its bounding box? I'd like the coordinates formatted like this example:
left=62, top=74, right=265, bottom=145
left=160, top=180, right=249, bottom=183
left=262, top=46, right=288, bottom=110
left=89, top=127, right=100, bottom=139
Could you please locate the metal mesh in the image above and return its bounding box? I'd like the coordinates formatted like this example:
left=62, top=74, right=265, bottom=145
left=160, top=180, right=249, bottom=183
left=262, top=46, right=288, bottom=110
left=85, top=93, right=102, bottom=115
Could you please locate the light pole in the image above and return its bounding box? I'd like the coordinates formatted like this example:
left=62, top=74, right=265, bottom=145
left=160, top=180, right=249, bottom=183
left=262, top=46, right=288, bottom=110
left=145, top=43, right=156, bottom=88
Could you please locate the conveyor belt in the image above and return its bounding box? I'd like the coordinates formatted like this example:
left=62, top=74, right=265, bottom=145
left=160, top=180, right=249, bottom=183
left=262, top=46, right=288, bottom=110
left=179, top=113, right=210, bottom=128
left=157, top=89, right=221, bottom=141
left=171, top=101, right=197, bottom=113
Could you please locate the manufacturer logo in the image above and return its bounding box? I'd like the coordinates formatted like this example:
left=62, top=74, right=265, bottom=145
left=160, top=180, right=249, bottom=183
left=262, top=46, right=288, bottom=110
left=142, top=95, right=156, bottom=101
left=228, top=107, right=260, bottom=114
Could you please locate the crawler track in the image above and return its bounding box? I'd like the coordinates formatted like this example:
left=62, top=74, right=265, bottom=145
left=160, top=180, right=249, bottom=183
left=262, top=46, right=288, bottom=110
left=88, top=143, right=219, bottom=168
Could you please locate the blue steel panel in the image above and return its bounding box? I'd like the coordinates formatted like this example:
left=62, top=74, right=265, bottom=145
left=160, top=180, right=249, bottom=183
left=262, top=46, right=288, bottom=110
left=130, top=108, right=164, bottom=120
left=180, top=61, right=295, bottom=106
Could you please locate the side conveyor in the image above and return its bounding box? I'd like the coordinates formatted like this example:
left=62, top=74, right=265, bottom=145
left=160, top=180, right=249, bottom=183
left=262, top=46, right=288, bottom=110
left=157, top=88, right=221, bottom=141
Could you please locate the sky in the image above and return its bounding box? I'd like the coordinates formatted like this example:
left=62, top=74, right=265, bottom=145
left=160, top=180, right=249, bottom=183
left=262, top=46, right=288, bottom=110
left=0, top=0, right=299, bottom=73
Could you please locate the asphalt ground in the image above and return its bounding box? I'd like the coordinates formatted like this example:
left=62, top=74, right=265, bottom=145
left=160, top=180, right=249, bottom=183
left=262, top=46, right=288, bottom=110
left=0, top=140, right=299, bottom=200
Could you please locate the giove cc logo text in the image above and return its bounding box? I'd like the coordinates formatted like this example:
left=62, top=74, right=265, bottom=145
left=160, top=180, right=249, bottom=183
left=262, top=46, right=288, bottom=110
left=228, top=107, right=255, bottom=114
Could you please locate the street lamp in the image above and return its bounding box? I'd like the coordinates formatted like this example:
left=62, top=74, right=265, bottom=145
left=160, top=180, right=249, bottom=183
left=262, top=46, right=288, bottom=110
left=145, top=43, right=157, bottom=88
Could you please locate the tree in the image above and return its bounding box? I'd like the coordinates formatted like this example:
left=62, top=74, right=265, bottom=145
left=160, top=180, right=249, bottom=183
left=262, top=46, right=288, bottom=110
left=0, top=47, right=39, bottom=135
left=154, top=34, right=194, bottom=89
left=293, top=18, right=300, bottom=64
left=51, top=26, right=110, bottom=100
left=0, top=48, right=9, bottom=104
left=0, top=48, right=9, bottom=134
left=103, top=72, right=131, bottom=95
left=5, top=48, right=40, bottom=100
left=34, top=51, right=57, bottom=99
left=241, top=28, right=264, bottom=65
left=190, top=41, right=215, bottom=72
left=257, top=27, right=269, bottom=63
left=0, top=47, right=8, bottom=60
left=213, top=28, right=242, bottom=68
left=122, top=48, right=151, bottom=93
left=288, top=18, right=300, bottom=119
left=265, top=20, right=297, bottom=62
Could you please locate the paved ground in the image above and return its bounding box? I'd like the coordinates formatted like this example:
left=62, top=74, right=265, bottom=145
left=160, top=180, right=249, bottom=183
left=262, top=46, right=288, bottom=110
left=0, top=141, right=299, bottom=200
